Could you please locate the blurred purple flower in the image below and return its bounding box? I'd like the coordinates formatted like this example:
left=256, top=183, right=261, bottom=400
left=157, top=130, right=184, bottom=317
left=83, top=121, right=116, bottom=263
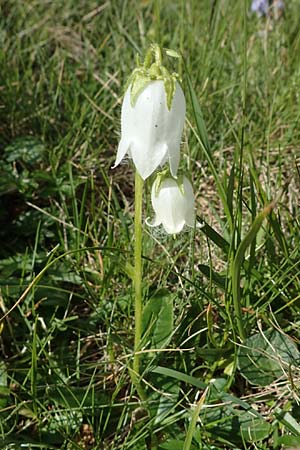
left=251, top=0, right=285, bottom=18
left=251, top=0, right=269, bottom=17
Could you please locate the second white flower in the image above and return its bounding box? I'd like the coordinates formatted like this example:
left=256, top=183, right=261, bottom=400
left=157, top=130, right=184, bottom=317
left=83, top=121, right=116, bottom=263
left=149, top=176, right=195, bottom=234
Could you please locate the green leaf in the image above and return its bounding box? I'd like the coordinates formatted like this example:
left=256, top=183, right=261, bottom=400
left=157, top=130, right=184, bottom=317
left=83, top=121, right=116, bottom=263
left=197, top=218, right=230, bottom=254
left=198, top=264, right=226, bottom=290
left=199, top=403, right=271, bottom=444
left=48, top=385, right=108, bottom=409
left=185, top=72, right=210, bottom=154
left=142, top=291, right=174, bottom=349
left=274, top=409, right=300, bottom=436
left=185, top=67, right=232, bottom=229
left=238, top=329, right=300, bottom=386
left=226, top=162, right=235, bottom=217
left=277, top=435, right=300, bottom=447
left=0, top=360, right=8, bottom=408
left=123, top=261, right=135, bottom=280
left=239, top=415, right=271, bottom=442
left=159, top=440, right=197, bottom=450
left=148, top=373, right=180, bottom=425
left=232, top=202, right=274, bottom=340
left=155, top=386, right=179, bottom=425
left=3, top=136, right=45, bottom=165
left=152, top=368, right=272, bottom=420
left=152, top=366, right=206, bottom=390
left=42, top=408, right=82, bottom=434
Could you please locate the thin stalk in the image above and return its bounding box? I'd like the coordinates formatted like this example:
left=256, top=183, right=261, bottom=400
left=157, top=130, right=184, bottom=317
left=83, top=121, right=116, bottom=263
left=133, top=171, right=144, bottom=378
left=154, top=0, right=161, bottom=45
left=31, top=317, right=38, bottom=416
left=183, top=387, right=209, bottom=450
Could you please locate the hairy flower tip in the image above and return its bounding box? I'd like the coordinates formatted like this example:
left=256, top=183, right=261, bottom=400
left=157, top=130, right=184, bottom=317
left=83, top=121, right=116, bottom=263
left=147, top=176, right=195, bottom=235
left=114, top=80, right=185, bottom=180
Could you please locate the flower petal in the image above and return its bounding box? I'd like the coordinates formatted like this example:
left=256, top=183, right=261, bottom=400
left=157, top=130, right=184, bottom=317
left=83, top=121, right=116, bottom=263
left=150, top=176, right=195, bottom=234
left=183, top=178, right=195, bottom=227
left=113, top=138, right=130, bottom=168
left=145, top=215, right=161, bottom=227
left=131, top=141, right=168, bottom=180
left=163, top=219, right=185, bottom=234
left=151, top=178, right=186, bottom=234
left=168, top=145, right=180, bottom=178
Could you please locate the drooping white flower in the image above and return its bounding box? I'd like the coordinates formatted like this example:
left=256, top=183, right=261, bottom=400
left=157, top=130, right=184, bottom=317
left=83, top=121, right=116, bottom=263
left=114, top=80, right=185, bottom=180
left=148, top=176, right=195, bottom=234
left=113, top=44, right=186, bottom=180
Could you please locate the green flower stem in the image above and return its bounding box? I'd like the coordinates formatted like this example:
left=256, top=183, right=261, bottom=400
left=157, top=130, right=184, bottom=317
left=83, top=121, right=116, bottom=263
left=133, top=171, right=144, bottom=379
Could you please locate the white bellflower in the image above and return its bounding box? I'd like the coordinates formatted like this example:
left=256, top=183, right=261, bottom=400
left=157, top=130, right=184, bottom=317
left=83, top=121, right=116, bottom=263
left=115, top=80, right=185, bottom=180
left=114, top=45, right=186, bottom=180
left=148, top=176, right=195, bottom=234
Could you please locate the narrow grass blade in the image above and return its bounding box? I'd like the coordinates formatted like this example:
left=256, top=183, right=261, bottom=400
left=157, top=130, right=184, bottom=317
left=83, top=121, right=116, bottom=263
left=249, top=158, right=289, bottom=257
left=185, top=67, right=233, bottom=230
left=183, top=387, right=209, bottom=450
left=31, top=317, right=38, bottom=416
left=198, top=218, right=230, bottom=254
left=198, top=264, right=226, bottom=290
left=232, top=202, right=275, bottom=341
left=185, top=72, right=210, bottom=154
left=152, top=366, right=206, bottom=390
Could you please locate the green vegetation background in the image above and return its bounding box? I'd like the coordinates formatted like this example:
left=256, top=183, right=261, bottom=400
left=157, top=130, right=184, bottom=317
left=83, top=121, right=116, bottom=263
left=1, top=0, right=300, bottom=449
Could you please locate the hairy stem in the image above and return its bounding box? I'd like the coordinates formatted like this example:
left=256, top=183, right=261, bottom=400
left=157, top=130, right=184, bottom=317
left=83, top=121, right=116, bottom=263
left=133, top=171, right=144, bottom=379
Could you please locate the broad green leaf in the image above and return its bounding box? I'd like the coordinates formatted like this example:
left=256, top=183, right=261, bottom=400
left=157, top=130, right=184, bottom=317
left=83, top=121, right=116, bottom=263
left=3, top=136, right=45, bottom=165
left=152, top=368, right=270, bottom=420
left=274, top=409, right=300, bottom=436
left=196, top=347, right=232, bottom=363
left=239, top=416, right=271, bottom=442
left=0, top=360, right=7, bottom=385
left=277, top=435, right=300, bottom=447
left=48, top=385, right=108, bottom=409
left=199, top=403, right=271, bottom=444
left=142, top=291, right=173, bottom=349
left=249, top=157, right=289, bottom=257
left=148, top=373, right=180, bottom=425
left=238, top=329, right=300, bottom=386
left=18, top=407, right=37, bottom=419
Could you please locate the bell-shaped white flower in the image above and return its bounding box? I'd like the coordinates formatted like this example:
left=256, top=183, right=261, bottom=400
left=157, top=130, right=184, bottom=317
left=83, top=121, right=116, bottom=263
left=114, top=80, right=185, bottom=180
left=148, top=176, right=195, bottom=234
